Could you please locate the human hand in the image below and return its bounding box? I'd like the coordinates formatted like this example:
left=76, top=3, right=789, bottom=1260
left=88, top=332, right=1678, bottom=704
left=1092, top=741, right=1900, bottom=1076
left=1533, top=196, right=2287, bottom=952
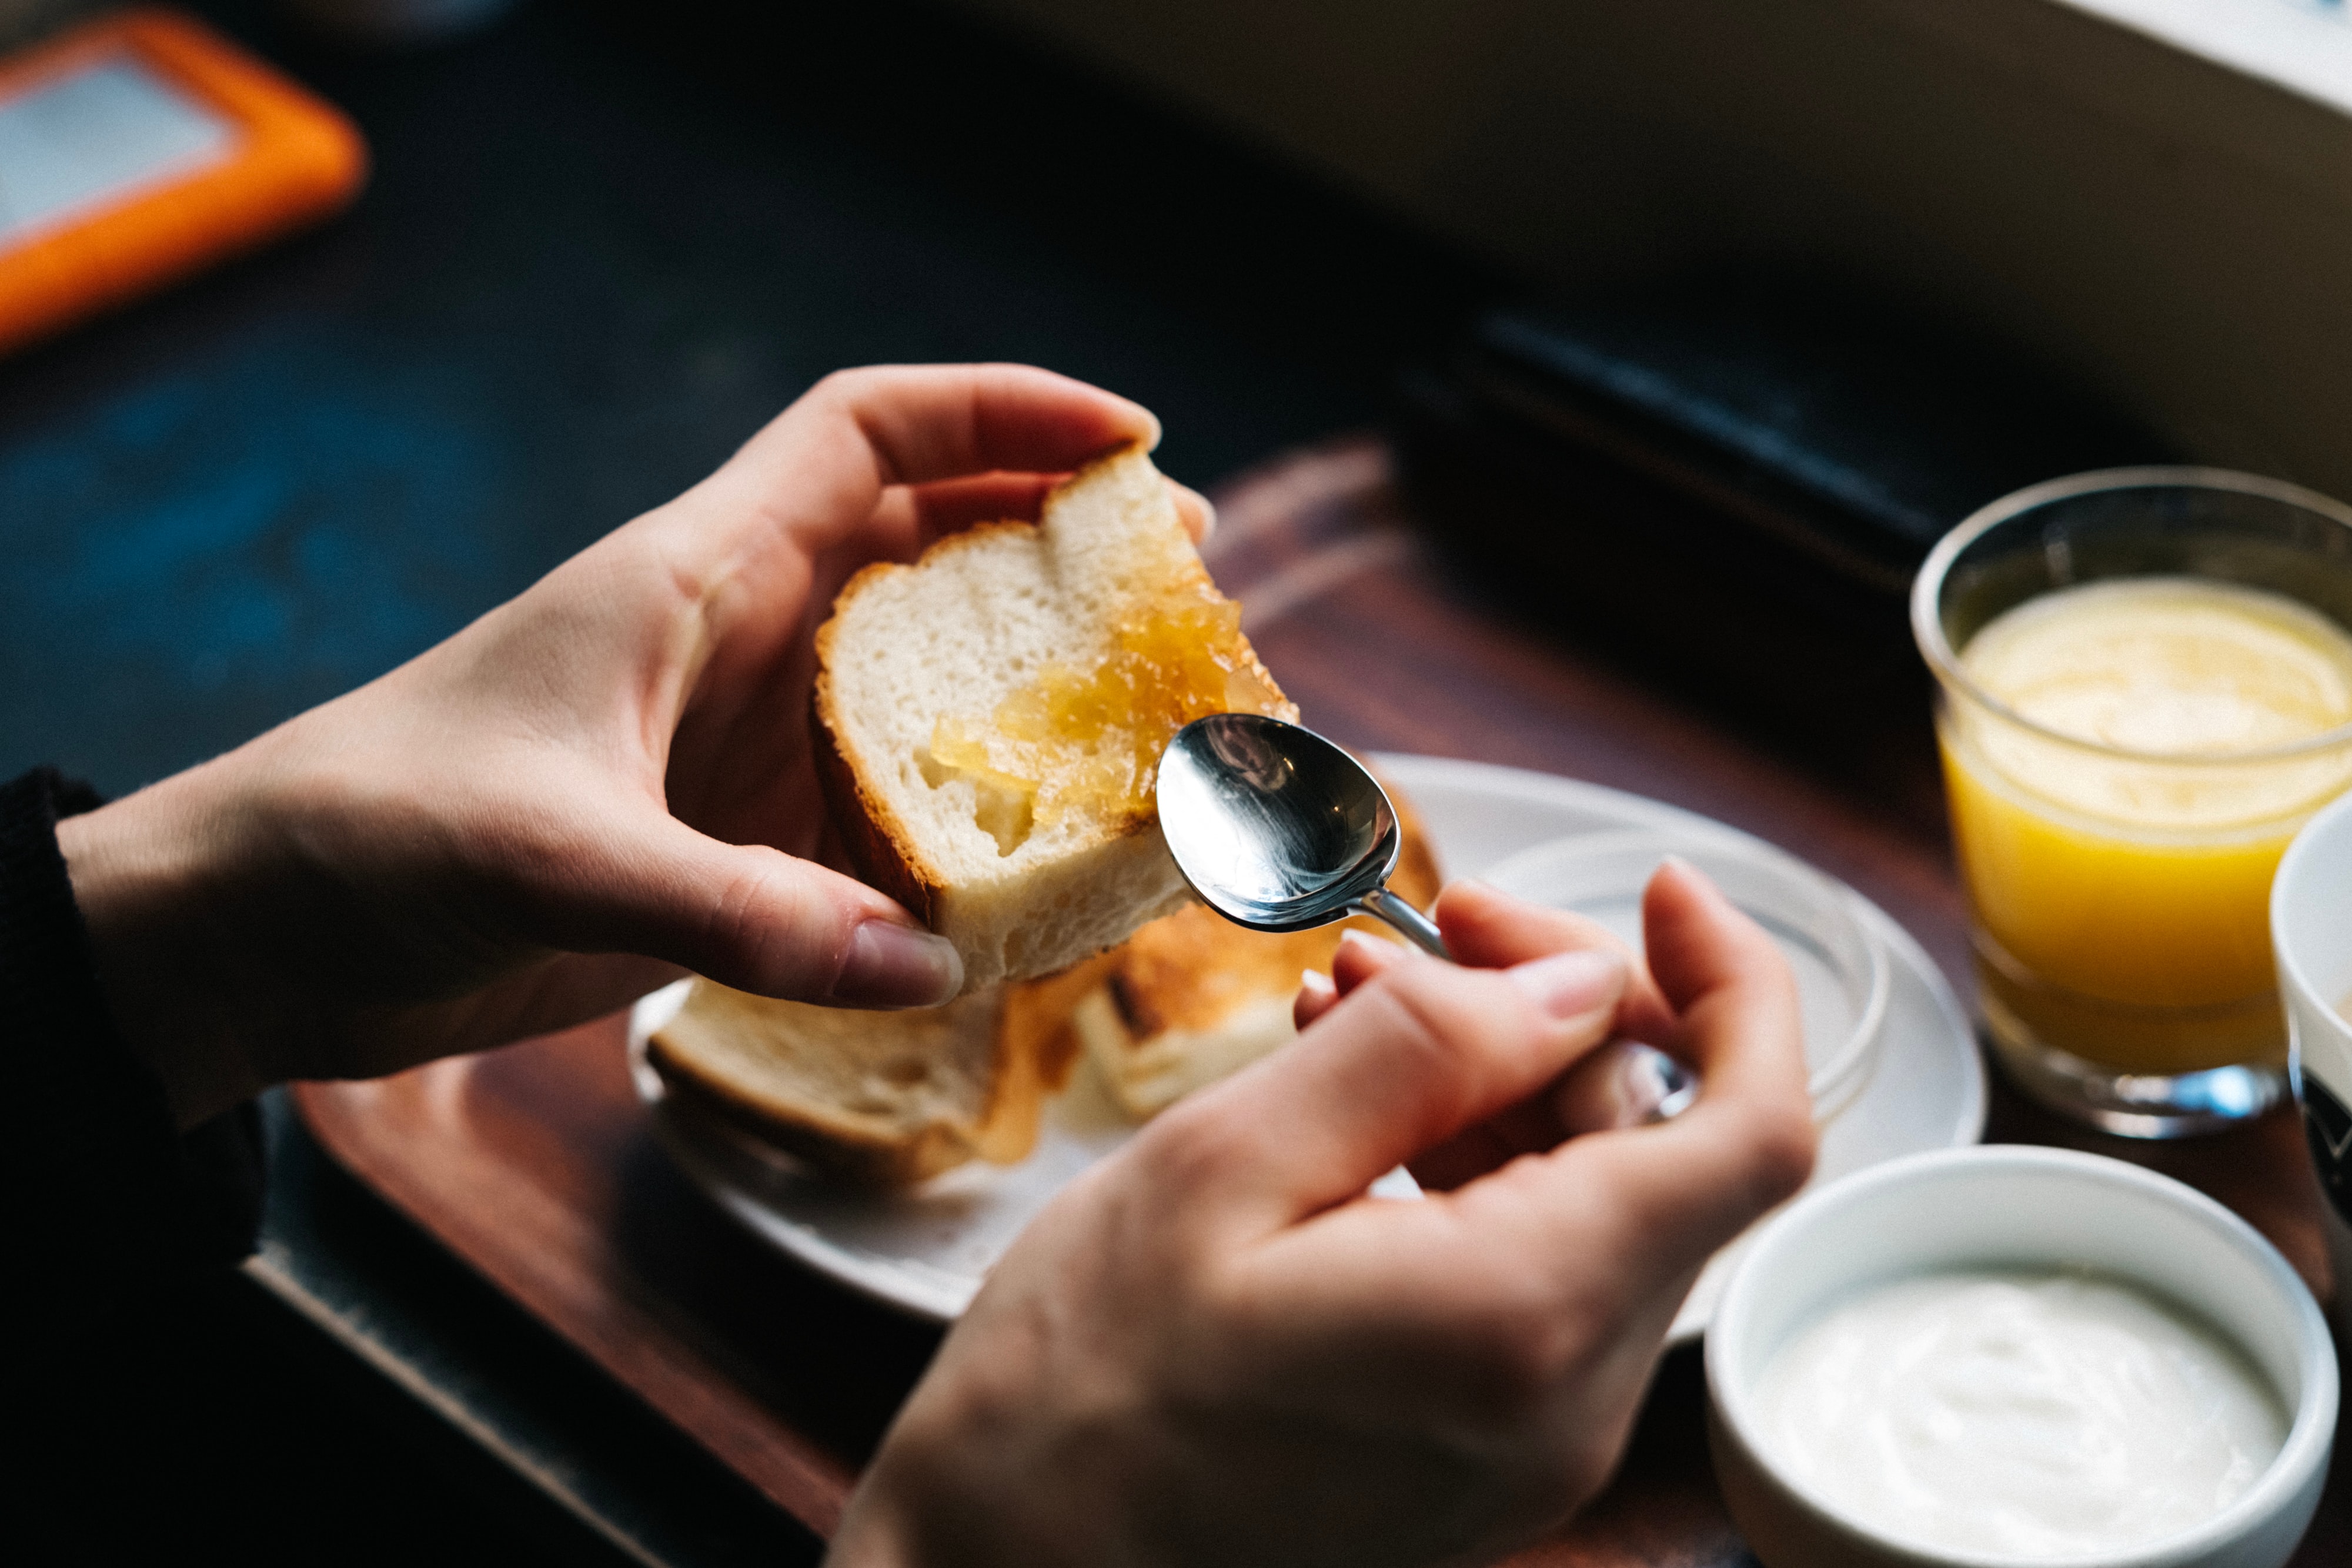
left=1295, top=891, right=1692, bottom=1171
left=57, top=365, right=1209, bottom=1128
left=827, top=869, right=1814, bottom=1568
left=1299, top=867, right=1736, bottom=1188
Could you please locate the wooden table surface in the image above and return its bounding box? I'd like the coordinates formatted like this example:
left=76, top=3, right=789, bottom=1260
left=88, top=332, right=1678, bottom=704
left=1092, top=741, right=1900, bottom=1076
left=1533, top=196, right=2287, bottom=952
left=296, top=437, right=2348, bottom=1564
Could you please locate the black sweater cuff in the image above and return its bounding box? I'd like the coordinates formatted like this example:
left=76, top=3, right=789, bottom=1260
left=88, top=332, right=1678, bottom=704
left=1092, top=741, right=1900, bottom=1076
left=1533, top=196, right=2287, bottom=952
left=1, top=768, right=263, bottom=1296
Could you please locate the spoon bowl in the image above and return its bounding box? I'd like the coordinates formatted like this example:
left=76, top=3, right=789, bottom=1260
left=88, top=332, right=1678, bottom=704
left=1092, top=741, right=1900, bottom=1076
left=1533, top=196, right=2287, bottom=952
left=1157, top=714, right=1448, bottom=957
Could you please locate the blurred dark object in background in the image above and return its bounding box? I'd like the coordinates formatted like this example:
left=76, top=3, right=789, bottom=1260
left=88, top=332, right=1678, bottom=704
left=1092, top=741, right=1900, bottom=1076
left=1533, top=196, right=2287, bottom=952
left=278, top=0, right=513, bottom=47
left=1394, top=273, right=2176, bottom=785
left=0, top=0, right=103, bottom=48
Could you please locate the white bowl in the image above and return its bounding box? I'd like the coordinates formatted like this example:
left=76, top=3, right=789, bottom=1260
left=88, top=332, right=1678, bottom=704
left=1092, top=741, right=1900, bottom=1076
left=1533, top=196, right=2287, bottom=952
left=1707, top=1146, right=2336, bottom=1568
left=2272, top=788, right=2352, bottom=1335
left=1484, top=828, right=1890, bottom=1122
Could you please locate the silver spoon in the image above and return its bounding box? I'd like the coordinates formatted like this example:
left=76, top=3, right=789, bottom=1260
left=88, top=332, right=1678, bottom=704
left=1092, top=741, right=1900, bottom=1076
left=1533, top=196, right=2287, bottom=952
left=1156, top=713, right=1448, bottom=956
left=1156, top=712, right=1695, bottom=1119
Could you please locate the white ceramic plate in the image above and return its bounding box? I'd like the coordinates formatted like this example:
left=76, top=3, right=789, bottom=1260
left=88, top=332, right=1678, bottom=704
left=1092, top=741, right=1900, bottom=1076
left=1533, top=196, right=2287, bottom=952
left=630, top=755, right=1986, bottom=1338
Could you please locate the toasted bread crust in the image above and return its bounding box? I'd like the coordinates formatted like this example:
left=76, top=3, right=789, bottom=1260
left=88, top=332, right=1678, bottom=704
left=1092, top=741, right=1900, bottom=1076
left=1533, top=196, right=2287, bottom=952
left=998, top=947, right=1122, bottom=1098
left=810, top=660, right=940, bottom=929
left=647, top=980, right=1047, bottom=1188
left=647, top=1033, right=978, bottom=1186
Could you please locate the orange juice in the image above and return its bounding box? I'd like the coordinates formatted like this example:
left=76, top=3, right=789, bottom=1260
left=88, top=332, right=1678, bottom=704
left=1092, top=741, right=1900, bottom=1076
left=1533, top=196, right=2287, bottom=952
left=1941, top=578, right=2352, bottom=1073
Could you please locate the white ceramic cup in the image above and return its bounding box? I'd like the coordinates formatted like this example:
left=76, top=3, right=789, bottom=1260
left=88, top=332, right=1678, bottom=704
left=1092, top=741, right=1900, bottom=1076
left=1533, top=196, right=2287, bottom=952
left=1708, top=1145, right=2336, bottom=1568
left=2273, top=788, right=2352, bottom=1333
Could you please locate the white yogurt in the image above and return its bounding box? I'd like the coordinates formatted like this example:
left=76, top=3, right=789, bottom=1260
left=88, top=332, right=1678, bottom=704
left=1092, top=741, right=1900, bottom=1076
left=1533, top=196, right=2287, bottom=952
left=1752, top=1269, right=2287, bottom=1560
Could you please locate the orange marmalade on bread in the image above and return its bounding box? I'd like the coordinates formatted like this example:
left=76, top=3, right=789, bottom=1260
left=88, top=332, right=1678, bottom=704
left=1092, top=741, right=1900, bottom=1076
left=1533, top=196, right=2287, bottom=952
left=920, top=581, right=1290, bottom=854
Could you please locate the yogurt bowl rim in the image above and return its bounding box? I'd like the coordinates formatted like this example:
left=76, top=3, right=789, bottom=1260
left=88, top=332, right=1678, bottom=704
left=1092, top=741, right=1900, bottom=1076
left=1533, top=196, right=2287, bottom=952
left=1706, top=1144, right=2337, bottom=1568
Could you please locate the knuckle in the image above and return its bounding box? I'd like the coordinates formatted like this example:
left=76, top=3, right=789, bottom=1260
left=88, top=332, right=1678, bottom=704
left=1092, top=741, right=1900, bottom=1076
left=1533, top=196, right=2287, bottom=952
left=1378, top=962, right=1492, bottom=1047
left=1437, top=1271, right=1581, bottom=1420
left=1130, top=1095, right=1247, bottom=1191
left=1741, top=1102, right=1820, bottom=1207
left=808, top=366, right=871, bottom=406
left=1378, top=964, right=1544, bottom=1088
left=706, top=851, right=828, bottom=994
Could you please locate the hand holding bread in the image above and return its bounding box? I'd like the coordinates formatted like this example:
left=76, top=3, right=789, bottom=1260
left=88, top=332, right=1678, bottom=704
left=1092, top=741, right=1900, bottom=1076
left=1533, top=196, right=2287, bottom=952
left=651, top=432, right=1313, bottom=1188
left=60, top=365, right=1207, bottom=1128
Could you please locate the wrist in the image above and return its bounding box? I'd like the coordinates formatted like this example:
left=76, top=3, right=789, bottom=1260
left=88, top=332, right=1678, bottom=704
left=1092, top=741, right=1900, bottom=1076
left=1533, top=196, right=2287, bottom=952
left=56, top=761, right=271, bottom=1128
left=826, top=1349, right=1138, bottom=1568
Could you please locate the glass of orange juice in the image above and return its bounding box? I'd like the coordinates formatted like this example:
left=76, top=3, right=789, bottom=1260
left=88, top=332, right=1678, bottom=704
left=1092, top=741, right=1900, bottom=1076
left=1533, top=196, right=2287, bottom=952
left=1913, top=469, right=2352, bottom=1136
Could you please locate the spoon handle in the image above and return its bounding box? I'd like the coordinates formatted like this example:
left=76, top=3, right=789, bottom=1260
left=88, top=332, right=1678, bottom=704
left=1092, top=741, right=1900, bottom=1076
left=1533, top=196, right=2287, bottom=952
left=1355, top=886, right=1452, bottom=960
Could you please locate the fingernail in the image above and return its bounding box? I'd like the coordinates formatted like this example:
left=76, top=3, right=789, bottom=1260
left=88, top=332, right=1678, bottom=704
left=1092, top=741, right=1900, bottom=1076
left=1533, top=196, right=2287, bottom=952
left=1507, top=948, right=1625, bottom=1019
left=1656, top=855, right=1709, bottom=890
left=1336, top=928, right=1403, bottom=965
left=832, top=920, right=963, bottom=1008
left=1653, top=855, right=1733, bottom=910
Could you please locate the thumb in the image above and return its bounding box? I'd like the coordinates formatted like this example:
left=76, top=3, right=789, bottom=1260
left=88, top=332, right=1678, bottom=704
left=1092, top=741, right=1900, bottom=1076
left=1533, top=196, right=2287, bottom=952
left=1151, top=946, right=1626, bottom=1236
left=543, top=808, right=964, bottom=1007
left=1639, top=857, right=1803, bottom=1093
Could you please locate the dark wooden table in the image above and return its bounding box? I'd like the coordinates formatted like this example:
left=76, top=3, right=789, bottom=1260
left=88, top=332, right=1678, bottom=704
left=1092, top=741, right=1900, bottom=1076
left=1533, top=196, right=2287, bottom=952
left=299, top=436, right=2348, bottom=1564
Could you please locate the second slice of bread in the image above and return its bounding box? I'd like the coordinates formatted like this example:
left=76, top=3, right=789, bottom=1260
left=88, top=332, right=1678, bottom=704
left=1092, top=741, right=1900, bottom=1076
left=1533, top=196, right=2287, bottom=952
left=815, top=444, right=1294, bottom=989
left=646, top=981, right=1045, bottom=1186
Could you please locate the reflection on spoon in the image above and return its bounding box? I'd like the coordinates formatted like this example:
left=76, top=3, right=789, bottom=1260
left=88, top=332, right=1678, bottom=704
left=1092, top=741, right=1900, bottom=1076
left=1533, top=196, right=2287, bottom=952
left=1157, top=713, right=1447, bottom=957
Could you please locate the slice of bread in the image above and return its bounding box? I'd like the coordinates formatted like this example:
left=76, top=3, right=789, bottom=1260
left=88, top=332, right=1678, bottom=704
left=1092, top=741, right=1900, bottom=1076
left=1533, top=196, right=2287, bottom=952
left=1038, top=780, right=1444, bottom=1119
left=646, top=981, right=1046, bottom=1187
left=815, top=443, right=1295, bottom=990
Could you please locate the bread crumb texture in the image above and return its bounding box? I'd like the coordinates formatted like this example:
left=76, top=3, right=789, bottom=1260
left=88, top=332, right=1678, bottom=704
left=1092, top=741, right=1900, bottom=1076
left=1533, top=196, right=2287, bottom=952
left=817, top=445, right=1295, bottom=987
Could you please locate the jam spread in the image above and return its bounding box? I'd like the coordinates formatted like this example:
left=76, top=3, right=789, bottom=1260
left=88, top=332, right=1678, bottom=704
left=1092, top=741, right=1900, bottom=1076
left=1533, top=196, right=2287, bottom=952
left=920, top=586, right=1285, bottom=855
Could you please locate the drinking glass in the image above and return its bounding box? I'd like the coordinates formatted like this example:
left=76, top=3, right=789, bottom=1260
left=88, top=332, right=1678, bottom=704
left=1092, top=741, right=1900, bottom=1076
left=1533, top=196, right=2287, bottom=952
left=1913, top=469, right=2352, bottom=1136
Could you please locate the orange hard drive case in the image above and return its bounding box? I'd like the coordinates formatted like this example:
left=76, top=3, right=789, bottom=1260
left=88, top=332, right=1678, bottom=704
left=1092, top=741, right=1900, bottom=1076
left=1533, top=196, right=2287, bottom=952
left=0, top=8, right=366, bottom=355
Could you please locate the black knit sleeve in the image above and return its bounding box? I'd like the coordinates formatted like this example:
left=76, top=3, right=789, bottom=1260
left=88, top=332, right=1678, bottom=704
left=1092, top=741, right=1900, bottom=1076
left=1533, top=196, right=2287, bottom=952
left=1, top=768, right=263, bottom=1296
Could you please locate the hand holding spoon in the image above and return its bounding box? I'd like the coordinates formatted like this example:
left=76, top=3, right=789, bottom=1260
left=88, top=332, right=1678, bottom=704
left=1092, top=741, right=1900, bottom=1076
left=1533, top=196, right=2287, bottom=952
left=1157, top=712, right=1694, bottom=1118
